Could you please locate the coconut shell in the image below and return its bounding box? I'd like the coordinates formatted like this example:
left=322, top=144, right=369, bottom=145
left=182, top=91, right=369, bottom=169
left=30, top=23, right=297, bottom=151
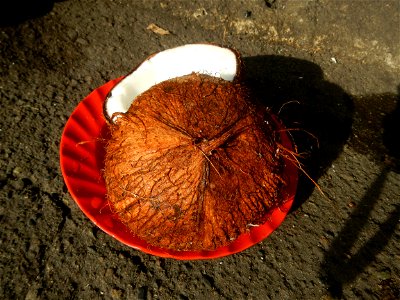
left=103, top=44, right=242, bottom=124
left=104, top=73, right=286, bottom=251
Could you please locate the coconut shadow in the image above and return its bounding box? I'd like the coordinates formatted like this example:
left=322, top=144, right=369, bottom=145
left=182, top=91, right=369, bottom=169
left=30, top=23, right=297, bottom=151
left=242, top=55, right=354, bottom=211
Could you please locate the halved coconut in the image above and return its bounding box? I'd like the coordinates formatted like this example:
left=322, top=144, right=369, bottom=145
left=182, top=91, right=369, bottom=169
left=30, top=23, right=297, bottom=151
left=104, top=73, right=287, bottom=251
left=103, top=44, right=293, bottom=252
left=104, top=44, right=241, bottom=123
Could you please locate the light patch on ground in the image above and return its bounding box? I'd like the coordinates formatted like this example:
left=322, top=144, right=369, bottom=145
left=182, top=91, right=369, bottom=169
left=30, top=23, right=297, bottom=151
left=347, top=38, right=400, bottom=70
left=230, top=19, right=259, bottom=35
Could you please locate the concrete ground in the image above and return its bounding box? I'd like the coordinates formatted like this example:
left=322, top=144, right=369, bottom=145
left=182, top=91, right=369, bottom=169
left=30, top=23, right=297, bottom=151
left=1, top=0, right=399, bottom=299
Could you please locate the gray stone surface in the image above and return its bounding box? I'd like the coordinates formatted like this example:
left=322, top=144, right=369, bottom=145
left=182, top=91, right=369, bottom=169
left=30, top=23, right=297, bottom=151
left=1, top=0, right=399, bottom=299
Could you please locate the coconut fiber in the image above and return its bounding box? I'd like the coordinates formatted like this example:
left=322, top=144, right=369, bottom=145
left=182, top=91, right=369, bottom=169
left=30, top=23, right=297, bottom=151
left=104, top=73, right=287, bottom=251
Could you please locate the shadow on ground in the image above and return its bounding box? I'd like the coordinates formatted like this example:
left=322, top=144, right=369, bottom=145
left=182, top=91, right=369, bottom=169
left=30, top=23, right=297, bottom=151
left=243, top=55, right=354, bottom=211
left=383, top=88, right=400, bottom=167
left=0, top=0, right=58, bottom=26
left=320, top=87, right=400, bottom=298
left=243, top=56, right=400, bottom=298
left=321, top=164, right=400, bottom=298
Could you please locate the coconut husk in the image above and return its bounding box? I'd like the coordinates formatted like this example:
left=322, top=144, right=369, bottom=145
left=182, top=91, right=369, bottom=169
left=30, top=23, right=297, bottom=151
left=104, top=73, right=287, bottom=251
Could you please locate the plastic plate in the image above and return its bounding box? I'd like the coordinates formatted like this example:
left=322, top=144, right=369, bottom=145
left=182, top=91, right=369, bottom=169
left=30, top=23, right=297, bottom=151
left=60, top=78, right=298, bottom=260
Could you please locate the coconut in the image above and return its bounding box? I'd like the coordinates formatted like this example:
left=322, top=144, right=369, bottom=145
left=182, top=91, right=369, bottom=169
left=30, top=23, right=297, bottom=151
left=104, top=44, right=240, bottom=123
left=103, top=45, right=288, bottom=251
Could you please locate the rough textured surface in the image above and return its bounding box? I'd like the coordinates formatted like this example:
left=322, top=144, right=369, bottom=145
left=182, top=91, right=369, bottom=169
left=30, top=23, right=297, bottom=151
left=105, top=74, right=286, bottom=251
left=1, top=0, right=399, bottom=299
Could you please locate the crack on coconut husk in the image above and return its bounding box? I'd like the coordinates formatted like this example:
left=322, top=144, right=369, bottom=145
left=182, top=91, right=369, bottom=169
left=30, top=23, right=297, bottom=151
left=104, top=73, right=288, bottom=251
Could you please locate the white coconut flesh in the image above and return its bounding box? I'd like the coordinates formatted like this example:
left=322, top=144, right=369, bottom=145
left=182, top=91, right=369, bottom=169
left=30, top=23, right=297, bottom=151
left=105, top=44, right=239, bottom=123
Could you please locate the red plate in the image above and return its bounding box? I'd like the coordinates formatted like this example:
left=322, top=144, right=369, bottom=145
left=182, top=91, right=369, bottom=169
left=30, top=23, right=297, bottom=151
left=60, top=78, right=298, bottom=260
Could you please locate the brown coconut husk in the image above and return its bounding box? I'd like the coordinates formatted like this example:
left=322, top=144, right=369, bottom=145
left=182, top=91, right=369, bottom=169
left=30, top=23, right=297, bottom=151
left=104, top=73, right=287, bottom=251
